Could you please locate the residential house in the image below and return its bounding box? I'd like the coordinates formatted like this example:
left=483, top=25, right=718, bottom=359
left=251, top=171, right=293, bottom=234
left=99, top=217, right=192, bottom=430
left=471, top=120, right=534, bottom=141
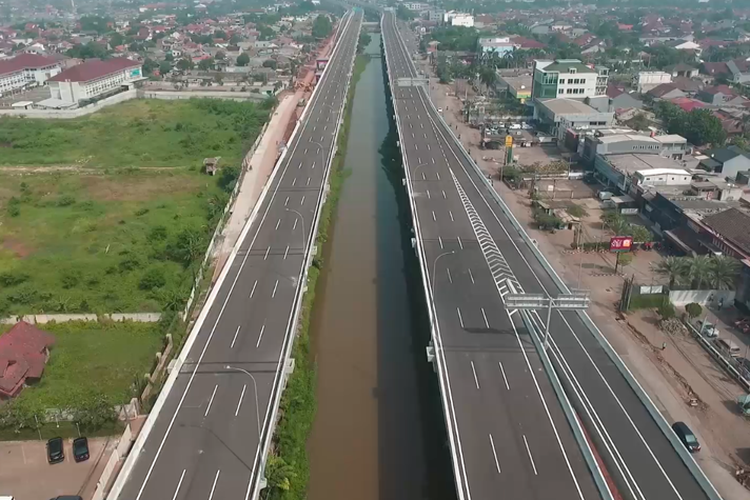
left=634, top=71, right=672, bottom=93
left=606, top=84, right=643, bottom=110
left=700, top=145, right=750, bottom=180
left=697, top=85, right=741, bottom=106
left=670, top=96, right=707, bottom=112
left=727, top=59, right=750, bottom=84
left=663, top=63, right=698, bottom=79
left=0, top=321, right=55, bottom=399
left=700, top=61, right=731, bottom=80
left=647, top=83, right=685, bottom=100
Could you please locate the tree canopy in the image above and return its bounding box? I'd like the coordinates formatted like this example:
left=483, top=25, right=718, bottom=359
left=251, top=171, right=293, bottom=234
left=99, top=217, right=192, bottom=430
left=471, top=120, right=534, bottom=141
left=312, top=14, right=332, bottom=39
left=654, top=102, right=726, bottom=147
left=237, top=52, right=250, bottom=66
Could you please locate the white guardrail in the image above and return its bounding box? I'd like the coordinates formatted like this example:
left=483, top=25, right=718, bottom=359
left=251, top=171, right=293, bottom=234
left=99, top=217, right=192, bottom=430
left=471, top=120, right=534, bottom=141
left=407, top=30, right=723, bottom=500
left=106, top=11, right=359, bottom=500
left=380, top=15, right=612, bottom=500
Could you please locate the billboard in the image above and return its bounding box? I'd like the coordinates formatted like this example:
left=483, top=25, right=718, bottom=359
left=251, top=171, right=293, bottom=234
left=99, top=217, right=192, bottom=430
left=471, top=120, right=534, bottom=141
left=610, top=235, right=633, bottom=252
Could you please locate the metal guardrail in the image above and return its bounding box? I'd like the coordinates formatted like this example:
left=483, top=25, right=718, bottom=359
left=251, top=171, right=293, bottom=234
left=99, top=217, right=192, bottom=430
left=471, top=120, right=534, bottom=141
left=684, top=321, right=750, bottom=392
left=417, top=50, right=723, bottom=500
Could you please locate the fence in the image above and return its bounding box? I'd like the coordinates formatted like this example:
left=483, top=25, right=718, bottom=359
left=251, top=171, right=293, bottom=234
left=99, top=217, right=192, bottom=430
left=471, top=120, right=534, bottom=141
left=91, top=423, right=135, bottom=500
left=0, top=313, right=161, bottom=325
left=669, top=289, right=736, bottom=307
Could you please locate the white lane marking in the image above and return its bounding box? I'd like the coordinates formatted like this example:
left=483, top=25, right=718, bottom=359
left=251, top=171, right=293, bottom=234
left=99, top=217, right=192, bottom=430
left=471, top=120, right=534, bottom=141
left=431, top=157, right=435, bottom=163
left=291, top=178, right=297, bottom=187
left=208, top=470, right=221, bottom=500
left=249, top=280, right=257, bottom=298
left=442, top=190, right=446, bottom=199
left=298, top=162, right=302, bottom=169
left=284, top=245, right=290, bottom=260
left=235, top=384, right=247, bottom=417
left=272, top=280, right=279, bottom=298
left=230, top=326, right=241, bottom=349
left=427, top=144, right=431, bottom=151
left=313, top=126, right=316, bottom=132
left=307, top=177, right=311, bottom=186
left=263, top=246, right=271, bottom=260
left=284, top=196, right=289, bottom=207
left=436, top=171, right=440, bottom=180
left=422, top=172, right=426, bottom=180
left=312, top=161, right=315, bottom=169
left=449, top=210, right=454, bottom=221
left=470, top=361, right=480, bottom=389
left=489, top=434, right=501, bottom=474
left=303, top=148, right=308, bottom=155
left=457, top=307, right=464, bottom=328
left=468, top=268, right=475, bottom=284
left=301, top=195, right=306, bottom=205
left=292, top=219, right=298, bottom=231
left=457, top=237, right=463, bottom=249
left=438, top=236, right=443, bottom=249
left=498, top=361, right=510, bottom=390
left=171, top=470, right=187, bottom=500
left=256, top=324, right=266, bottom=348
left=446, top=268, right=453, bottom=283
left=523, top=435, right=538, bottom=475
left=275, top=219, right=281, bottom=230
left=204, top=385, right=219, bottom=417
left=432, top=211, right=436, bottom=221
left=427, top=189, right=431, bottom=199
left=481, top=308, right=489, bottom=329
left=415, top=143, right=418, bottom=151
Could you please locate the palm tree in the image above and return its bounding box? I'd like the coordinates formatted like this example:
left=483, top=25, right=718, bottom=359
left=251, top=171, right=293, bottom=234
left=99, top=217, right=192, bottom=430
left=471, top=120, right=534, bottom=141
left=709, top=255, right=740, bottom=290
left=652, top=256, right=688, bottom=289
left=688, top=255, right=713, bottom=290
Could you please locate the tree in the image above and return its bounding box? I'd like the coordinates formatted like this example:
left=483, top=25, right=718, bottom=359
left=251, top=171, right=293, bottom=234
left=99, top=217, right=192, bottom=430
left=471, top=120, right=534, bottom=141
left=652, top=256, right=688, bottom=289
left=396, top=4, right=416, bottom=21
left=236, top=52, right=250, bottom=66
left=479, top=67, right=497, bottom=95
left=215, top=50, right=226, bottom=60
left=79, top=15, right=111, bottom=34
left=159, top=60, right=172, bottom=76
left=626, top=113, right=651, bottom=131
left=688, top=255, right=713, bottom=290
left=215, top=29, right=228, bottom=40
left=176, top=57, right=194, bottom=71
left=262, top=58, right=277, bottom=70
left=198, top=57, right=215, bottom=71
left=142, top=58, right=158, bottom=75
left=682, top=109, right=726, bottom=147
left=709, top=255, right=740, bottom=290
left=312, top=14, right=332, bottom=39
left=685, top=302, right=702, bottom=319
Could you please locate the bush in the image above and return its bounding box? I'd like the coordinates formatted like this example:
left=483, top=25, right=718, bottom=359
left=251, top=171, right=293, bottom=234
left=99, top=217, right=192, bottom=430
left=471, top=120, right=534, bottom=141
left=628, top=293, right=668, bottom=310
left=658, top=301, right=676, bottom=319
left=60, top=271, right=81, bottom=289
left=0, top=271, right=29, bottom=287
left=566, top=204, right=588, bottom=218
left=533, top=209, right=562, bottom=230
left=139, top=268, right=166, bottom=290
left=6, top=196, right=21, bottom=217
left=685, top=302, right=702, bottom=319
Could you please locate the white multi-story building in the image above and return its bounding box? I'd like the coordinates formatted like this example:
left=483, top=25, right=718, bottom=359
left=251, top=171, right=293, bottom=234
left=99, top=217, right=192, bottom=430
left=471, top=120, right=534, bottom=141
left=402, top=2, right=428, bottom=10
left=0, top=53, right=60, bottom=95
left=443, top=11, right=474, bottom=27
left=44, top=58, right=143, bottom=107
left=532, top=59, right=608, bottom=100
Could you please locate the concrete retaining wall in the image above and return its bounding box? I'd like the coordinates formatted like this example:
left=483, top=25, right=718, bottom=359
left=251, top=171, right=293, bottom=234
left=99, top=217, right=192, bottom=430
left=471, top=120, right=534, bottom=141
left=0, top=313, right=161, bottom=325
left=669, top=289, right=735, bottom=307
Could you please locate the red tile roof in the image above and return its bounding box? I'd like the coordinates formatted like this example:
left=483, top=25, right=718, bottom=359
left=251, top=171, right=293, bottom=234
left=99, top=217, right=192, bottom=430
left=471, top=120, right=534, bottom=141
left=670, top=96, right=706, bottom=112
left=0, top=322, right=55, bottom=398
left=0, top=53, right=58, bottom=77
left=48, top=57, right=140, bottom=83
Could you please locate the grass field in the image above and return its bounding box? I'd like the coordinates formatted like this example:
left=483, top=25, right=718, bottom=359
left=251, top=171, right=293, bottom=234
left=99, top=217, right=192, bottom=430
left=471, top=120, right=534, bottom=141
left=0, top=97, right=273, bottom=316
left=0, top=98, right=272, bottom=169
left=0, top=169, right=229, bottom=314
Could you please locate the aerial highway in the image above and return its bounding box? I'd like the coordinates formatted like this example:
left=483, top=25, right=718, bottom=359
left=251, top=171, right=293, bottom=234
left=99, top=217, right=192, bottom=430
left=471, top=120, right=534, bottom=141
left=110, top=11, right=362, bottom=500
left=382, top=10, right=719, bottom=500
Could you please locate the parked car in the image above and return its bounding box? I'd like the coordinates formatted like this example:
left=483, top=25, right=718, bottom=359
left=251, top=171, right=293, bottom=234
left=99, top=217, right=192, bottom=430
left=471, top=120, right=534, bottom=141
left=47, top=437, right=64, bottom=464
left=49, top=496, right=83, bottom=500
left=714, top=337, right=742, bottom=357
left=72, top=437, right=89, bottom=462
left=672, top=421, right=701, bottom=452
left=698, top=320, right=719, bottom=338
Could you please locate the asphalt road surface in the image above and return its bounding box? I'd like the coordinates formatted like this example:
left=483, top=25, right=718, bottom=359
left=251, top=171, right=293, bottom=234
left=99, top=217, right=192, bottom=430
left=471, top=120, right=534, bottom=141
left=382, top=11, right=713, bottom=500
left=115, top=12, right=362, bottom=500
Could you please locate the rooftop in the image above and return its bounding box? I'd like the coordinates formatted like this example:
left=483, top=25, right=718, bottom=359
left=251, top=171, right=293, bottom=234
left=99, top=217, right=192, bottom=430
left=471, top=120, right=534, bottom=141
left=540, top=59, right=595, bottom=74
left=702, top=207, right=750, bottom=254
left=48, top=57, right=140, bottom=83
left=0, top=53, right=58, bottom=77
left=0, top=321, right=55, bottom=398
left=607, top=153, right=689, bottom=176
left=538, top=98, right=603, bottom=116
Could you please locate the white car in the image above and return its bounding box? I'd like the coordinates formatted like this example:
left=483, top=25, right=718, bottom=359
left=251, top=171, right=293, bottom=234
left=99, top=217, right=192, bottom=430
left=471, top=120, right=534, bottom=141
left=438, top=107, right=443, bottom=113
left=698, top=320, right=719, bottom=338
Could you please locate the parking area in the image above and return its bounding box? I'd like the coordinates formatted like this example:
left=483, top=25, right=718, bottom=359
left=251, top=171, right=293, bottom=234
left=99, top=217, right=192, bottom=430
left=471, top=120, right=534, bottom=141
left=0, top=437, right=114, bottom=500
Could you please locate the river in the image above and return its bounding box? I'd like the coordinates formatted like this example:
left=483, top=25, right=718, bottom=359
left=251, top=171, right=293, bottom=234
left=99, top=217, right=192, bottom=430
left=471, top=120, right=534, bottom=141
left=306, top=33, right=456, bottom=500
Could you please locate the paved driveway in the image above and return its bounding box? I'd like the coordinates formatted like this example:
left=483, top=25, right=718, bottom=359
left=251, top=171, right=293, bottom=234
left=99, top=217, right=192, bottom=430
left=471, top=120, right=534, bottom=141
left=0, top=437, right=113, bottom=500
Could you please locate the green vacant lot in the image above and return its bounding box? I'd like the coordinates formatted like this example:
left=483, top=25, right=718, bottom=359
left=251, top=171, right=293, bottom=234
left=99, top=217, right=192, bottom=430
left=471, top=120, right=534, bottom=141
left=0, top=98, right=272, bottom=168
left=0, top=98, right=271, bottom=315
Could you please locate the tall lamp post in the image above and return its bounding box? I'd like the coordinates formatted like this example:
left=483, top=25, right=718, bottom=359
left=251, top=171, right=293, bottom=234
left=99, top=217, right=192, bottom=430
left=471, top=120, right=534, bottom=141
left=225, top=365, right=261, bottom=438
left=431, top=250, right=455, bottom=296
left=286, top=208, right=307, bottom=249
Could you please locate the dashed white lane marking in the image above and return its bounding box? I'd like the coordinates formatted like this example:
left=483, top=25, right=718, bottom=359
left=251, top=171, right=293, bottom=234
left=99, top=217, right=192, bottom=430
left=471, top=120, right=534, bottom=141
left=204, top=385, right=219, bottom=417
left=230, top=326, right=241, bottom=349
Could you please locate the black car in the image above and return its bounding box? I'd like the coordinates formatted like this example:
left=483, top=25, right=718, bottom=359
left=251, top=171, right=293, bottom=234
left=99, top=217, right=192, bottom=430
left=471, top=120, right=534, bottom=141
left=72, top=437, right=89, bottom=462
left=672, top=421, right=701, bottom=453
left=47, top=437, right=64, bottom=464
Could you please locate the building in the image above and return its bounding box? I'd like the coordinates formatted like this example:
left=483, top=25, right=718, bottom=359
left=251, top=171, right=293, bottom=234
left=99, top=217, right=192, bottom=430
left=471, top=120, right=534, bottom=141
left=531, top=59, right=608, bottom=100
left=427, top=9, right=445, bottom=23
left=498, top=74, right=532, bottom=103
left=607, top=84, right=644, bottom=111
left=697, top=85, right=742, bottom=106
left=593, top=152, right=692, bottom=195
left=0, top=53, right=61, bottom=95
left=402, top=2, right=428, bottom=10
left=699, top=146, right=750, bottom=181
left=478, top=37, right=515, bottom=58
left=443, top=11, right=473, bottom=27
left=583, top=133, right=688, bottom=163
left=42, top=58, right=143, bottom=107
left=634, top=71, right=672, bottom=93
left=0, top=321, right=55, bottom=399
left=647, top=83, right=685, bottom=100
left=533, top=98, right=614, bottom=138
left=663, top=63, right=699, bottom=79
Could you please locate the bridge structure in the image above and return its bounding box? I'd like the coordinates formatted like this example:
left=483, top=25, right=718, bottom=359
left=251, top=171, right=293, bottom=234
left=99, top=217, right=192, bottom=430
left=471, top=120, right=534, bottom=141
left=104, top=11, right=363, bottom=500
left=381, top=10, right=722, bottom=500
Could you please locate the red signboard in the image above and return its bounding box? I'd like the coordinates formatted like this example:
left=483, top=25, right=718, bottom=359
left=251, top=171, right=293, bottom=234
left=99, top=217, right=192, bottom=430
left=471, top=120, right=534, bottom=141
left=610, top=236, right=633, bottom=252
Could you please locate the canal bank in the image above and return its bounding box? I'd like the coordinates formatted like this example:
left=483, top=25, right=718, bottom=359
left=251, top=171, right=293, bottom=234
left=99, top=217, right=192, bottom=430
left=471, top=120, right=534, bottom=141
left=306, top=33, right=456, bottom=500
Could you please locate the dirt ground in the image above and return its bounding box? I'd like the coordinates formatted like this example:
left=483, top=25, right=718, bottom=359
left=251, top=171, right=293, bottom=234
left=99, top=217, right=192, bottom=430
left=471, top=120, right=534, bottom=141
left=419, top=54, right=750, bottom=499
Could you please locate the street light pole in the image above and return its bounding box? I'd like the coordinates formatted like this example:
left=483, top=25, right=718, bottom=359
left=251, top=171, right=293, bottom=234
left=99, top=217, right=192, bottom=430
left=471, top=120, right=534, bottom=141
left=431, top=250, right=455, bottom=295
left=412, top=162, right=429, bottom=180
left=286, top=208, right=307, bottom=249
left=225, top=365, right=261, bottom=439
